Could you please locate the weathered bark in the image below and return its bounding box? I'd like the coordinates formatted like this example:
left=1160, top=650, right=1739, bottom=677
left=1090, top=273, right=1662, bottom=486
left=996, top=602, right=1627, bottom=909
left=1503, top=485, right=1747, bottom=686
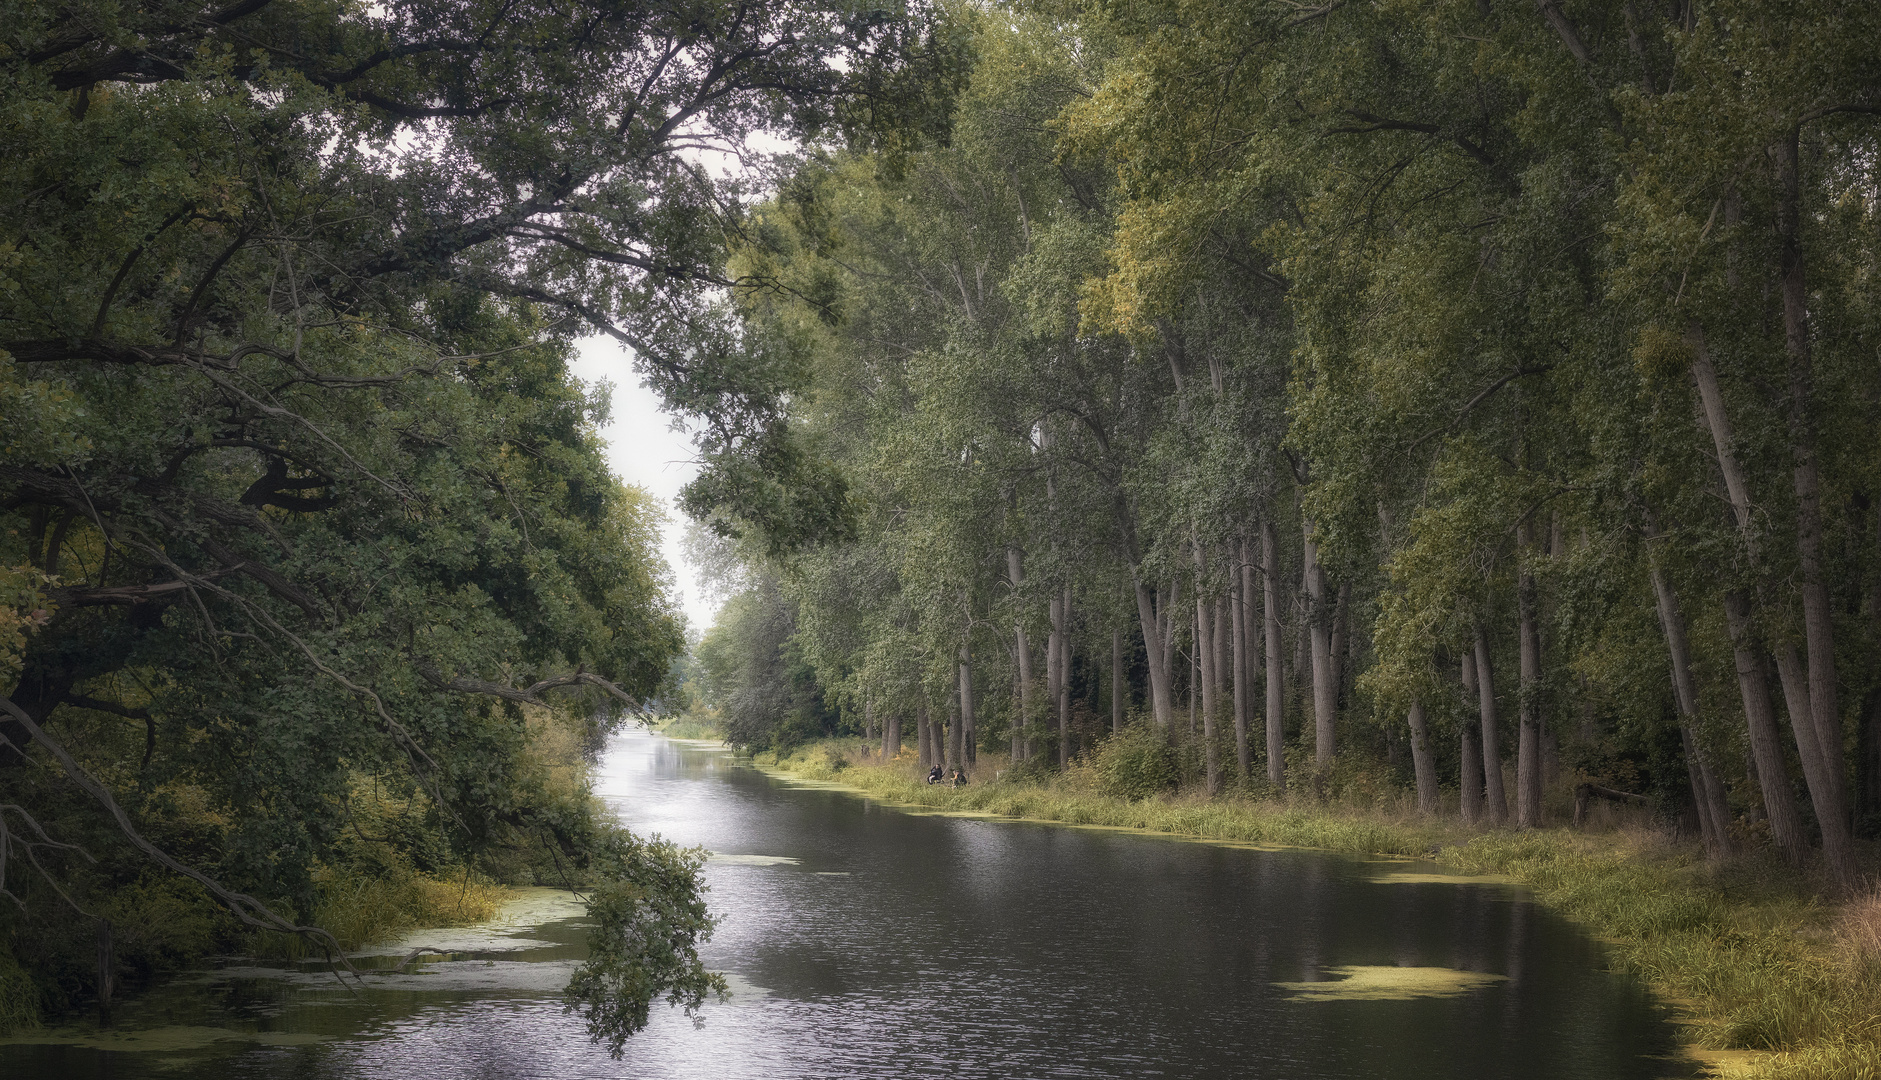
left=1516, top=529, right=1544, bottom=829
left=1231, top=540, right=1251, bottom=778
left=1652, top=565, right=1733, bottom=857
left=1261, top=518, right=1286, bottom=790
left=1776, top=130, right=1853, bottom=888
left=1008, top=546, right=1033, bottom=763
left=1408, top=699, right=1438, bottom=814
left=959, top=645, right=976, bottom=769
left=1303, top=521, right=1336, bottom=766
left=1195, top=540, right=1220, bottom=795
left=1473, top=624, right=1508, bottom=825
left=882, top=709, right=900, bottom=761
left=1111, top=627, right=1124, bottom=734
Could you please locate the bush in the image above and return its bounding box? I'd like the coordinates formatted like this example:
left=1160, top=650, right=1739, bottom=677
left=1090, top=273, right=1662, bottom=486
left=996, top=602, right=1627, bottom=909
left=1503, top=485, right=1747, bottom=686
left=1091, top=724, right=1177, bottom=801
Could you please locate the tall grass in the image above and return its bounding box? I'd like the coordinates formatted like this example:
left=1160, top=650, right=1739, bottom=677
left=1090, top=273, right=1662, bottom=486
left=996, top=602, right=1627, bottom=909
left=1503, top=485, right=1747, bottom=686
left=0, top=942, right=38, bottom=1035
left=759, top=739, right=1881, bottom=1079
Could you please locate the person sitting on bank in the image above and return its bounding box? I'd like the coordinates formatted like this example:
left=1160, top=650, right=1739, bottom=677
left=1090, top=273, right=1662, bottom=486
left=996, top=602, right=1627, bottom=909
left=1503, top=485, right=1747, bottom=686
left=950, top=768, right=968, bottom=788
left=927, top=765, right=944, bottom=784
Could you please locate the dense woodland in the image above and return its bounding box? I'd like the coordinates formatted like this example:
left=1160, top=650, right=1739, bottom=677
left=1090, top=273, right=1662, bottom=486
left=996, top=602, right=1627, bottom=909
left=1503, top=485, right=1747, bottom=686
left=0, top=0, right=948, bottom=1042
left=691, top=0, right=1881, bottom=893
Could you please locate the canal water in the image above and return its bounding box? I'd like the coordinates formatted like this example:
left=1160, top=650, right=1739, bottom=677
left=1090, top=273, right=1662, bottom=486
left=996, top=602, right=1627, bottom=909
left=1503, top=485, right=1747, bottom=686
left=4, top=731, right=1696, bottom=1078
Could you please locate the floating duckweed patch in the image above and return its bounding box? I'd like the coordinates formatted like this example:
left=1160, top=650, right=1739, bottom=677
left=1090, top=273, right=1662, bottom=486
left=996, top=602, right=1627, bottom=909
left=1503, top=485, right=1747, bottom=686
left=1370, top=872, right=1518, bottom=887
left=708, top=853, right=800, bottom=866
left=1275, top=966, right=1508, bottom=1001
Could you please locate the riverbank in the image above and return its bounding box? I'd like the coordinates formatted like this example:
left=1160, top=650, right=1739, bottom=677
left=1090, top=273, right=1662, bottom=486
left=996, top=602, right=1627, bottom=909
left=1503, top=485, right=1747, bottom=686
left=752, top=738, right=1880, bottom=1080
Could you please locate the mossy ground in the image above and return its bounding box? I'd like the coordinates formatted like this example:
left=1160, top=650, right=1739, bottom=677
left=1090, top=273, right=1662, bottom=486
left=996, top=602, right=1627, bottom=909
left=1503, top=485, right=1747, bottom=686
left=755, top=737, right=1881, bottom=1080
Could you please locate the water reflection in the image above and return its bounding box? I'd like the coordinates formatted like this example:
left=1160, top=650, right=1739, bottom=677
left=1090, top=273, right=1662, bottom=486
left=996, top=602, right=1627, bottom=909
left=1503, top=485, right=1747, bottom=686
left=4, top=732, right=1694, bottom=1078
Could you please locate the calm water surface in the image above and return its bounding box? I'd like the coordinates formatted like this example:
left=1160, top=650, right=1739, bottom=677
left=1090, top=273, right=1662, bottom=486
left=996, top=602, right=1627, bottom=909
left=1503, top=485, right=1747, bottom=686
left=7, top=732, right=1696, bottom=1078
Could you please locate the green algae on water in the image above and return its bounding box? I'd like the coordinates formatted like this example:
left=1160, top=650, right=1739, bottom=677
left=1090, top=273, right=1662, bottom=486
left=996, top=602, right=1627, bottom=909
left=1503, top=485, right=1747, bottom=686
left=1275, top=966, right=1508, bottom=1002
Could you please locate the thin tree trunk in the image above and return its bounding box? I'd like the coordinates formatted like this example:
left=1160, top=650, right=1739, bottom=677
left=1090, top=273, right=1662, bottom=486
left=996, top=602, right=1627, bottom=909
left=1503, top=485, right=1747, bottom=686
left=959, top=645, right=976, bottom=770
left=1723, top=591, right=1807, bottom=860
left=1111, top=626, right=1124, bottom=733
left=1516, top=527, right=1544, bottom=829
left=1328, top=581, right=1351, bottom=712
left=1231, top=540, right=1251, bottom=779
left=1408, top=699, right=1438, bottom=814
left=1053, top=594, right=1068, bottom=760
left=1462, top=653, right=1483, bottom=824
left=1303, top=522, right=1336, bottom=766
left=1261, top=518, right=1286, bottom=791
left=1058, top=585, right=1073, bottom=768
left=1008, top=546, right=1033, bottom=763
left=1776, top=130, right=1853, bottom=888
left=1196, top=541, right=1220, bottom=795
left=1691, top=322, right=1812, bottom=862
left=1774, top=642, right=1856, bottom=881
left=947, top=683, right=962, bottom=773
left=1473, top=624, right=1508, bottom=825
left=1652, top=565, right=1732, bottom=856
left=1131, top=576, right=1175, bottom=728
left=918, top=702, right=934, bottom=772
left=883, top=710, right=900, bottom=761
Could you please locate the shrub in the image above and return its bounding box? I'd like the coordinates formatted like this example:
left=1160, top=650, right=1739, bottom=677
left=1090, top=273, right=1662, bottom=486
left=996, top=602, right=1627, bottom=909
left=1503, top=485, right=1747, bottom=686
left=1091, top=724, right=1177, bottom=801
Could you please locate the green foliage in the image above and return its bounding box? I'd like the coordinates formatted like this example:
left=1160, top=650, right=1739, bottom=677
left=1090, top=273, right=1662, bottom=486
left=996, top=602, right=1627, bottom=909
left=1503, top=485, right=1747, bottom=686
left=564, top=829, right=728, bottom=1059
left=1090, top=724, right=1178, bottom=801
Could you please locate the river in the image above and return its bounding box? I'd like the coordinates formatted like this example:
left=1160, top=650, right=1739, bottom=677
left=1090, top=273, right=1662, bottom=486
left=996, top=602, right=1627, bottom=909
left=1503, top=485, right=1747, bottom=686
left=5, top=731, right=1696, bottom=1078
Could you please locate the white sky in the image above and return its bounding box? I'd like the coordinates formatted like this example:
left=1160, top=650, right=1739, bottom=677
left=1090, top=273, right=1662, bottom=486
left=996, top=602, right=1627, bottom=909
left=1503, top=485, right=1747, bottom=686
left=567, top=336, right=716, bottom=636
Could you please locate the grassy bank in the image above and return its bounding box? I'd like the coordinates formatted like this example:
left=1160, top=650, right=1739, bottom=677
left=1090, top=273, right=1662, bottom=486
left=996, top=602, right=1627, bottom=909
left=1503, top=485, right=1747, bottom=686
left=753, top=738, right=1881, bottom=1080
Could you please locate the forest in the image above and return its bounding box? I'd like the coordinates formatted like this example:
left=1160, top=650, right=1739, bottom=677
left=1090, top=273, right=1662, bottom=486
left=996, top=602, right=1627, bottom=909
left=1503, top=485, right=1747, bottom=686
left=4, top=0, right=1881, bottom=1066
left=692, top=0, right=1881, bottom=893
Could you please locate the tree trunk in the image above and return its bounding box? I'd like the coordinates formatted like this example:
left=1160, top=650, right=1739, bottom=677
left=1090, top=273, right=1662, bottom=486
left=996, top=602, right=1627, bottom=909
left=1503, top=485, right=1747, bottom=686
left=959, top=645, right=976, bottom=770
left=1231, top=540, right=1251, bottom=779
left=1058, top=585, right=1073, bottom=768
left=1516, top=528, right=1544, bottom=829
left=1303, top=521, right=1336, bottom=766
left=1776, top=130, right=1854, bottom=889
left=1408, top=699, right=1438, bottom=814
left=1652, top=565, right=1732, bottom=857
left=1722, top=591, right=1808, bottom=860
left=883, top=710, right=900, bottom=761
left=1111, top=626, right=1124, bottom=734
left=1047, top=590, right=1063, bottom=758
left=947, top=685, right=962, bottom=773
left=1773, top=642, right=1856, bottom=882
left=918, top=702, right=934, bottom=772
left=1690, top=322, right=1813, bottom=863
left=1460, top=729, right=1483, bottom=825
left=1132, top=575, right=1176, bottom=728
left=1261, top=518, right=1286, bottom=791
left=1328, top=580, right=1351, bottom=712
left=1461, top=651, right=1483, bottom=824
left=1195, top=540, right=1220, bottom=795
left=1473, top=624, right=1508, bottom=825
left=1008, top=546, right=1033, bottom=763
